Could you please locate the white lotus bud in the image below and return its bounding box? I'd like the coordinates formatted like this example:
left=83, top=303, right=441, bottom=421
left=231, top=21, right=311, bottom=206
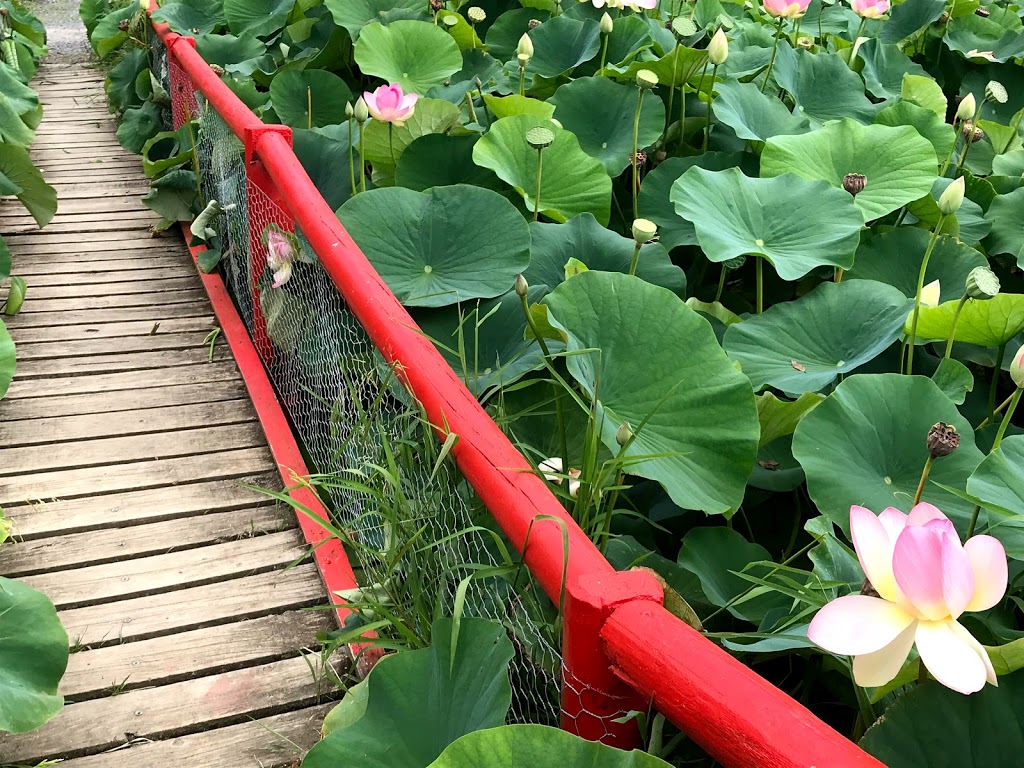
left=956, top=92, right=976, bottom=121
left=937, top=177, right=965, bottom=215
left=708, top=28, right=729, bottom=65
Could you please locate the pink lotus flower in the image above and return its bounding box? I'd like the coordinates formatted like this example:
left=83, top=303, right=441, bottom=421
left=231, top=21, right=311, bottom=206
left=808, top=503, right=1007, bottom=695
left=851, top=0, right=889, bottom=16
left=589, top=0, right=658, bottom=9
left=362, top=83, right=418, bottom=127
left=764, top=0, right=811, bottom=17
left=266, top=228, right=296, bottom=289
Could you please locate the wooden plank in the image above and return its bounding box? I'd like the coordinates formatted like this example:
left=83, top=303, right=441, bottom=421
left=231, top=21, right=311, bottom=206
left=14, top=330, right=215, bottom=360
left=6, top=230, right=174, bottom=246
left=13, top=243, right=183, bottom=263
left=7, top=315, right=216, bottom=343
left=18, top=288, right=208, bottom=313
left=60, top=611, right=332, bottom=700
left=5, top=474, right=277, bottom=539
left=2, top=215, right=158, bottom=235
left=12, top=259, right=189, bottom=278
left=0, top=422, right=267, bottom=476
left=12, top=268, right=198, bottom=289
left=20, top=277, right=200, bottom=300
left=0, top=447, right=275, bottom=507
left=5, top=304, right=212, bottom=329
left=0, top=655, right=336, bottom=765
left=20, top=530, right=308, bottom=609
left=33, top=196, right=147, bottom=215
left=59, top=564, right=324, bottom=646
left=13, top=346, right=232, bottom=378
left=54, top=704, right=330, bottom=768
left=1, top=506, right=291, bottom=577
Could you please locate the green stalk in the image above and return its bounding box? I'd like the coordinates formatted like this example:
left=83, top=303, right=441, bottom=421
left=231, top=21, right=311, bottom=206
left=347, top=117, right=357, bottom=197
left=703, top=63, right=719, bottom=151
left=677, top=78, right=687, bottom=151
left=666, top=46, right=679, bottom=135
left=714, top=264, right=727, bottom=302
left=943, top=292, right=970, bottom=359
left=853, top=17, right=866, bottom=43
left=905, top=213, right=945, bottom=375
left=955, top=100, right=985, bottom=175
left=599, top=32, right=609, bottom=71
left=913, top=455, right=934, bottom=506
left=519, top=66, right=526, bottom=97
left=389, top=122, right=396, bottom=169
left=629, top=242, right=641, bottom=276
left=978, top=392, right=1015, bottom=429
left=988, top=343, right=1006, bottom=421
left=938, top=120, right=962, bottom=177
left=359, top=125, right=367, bottom=193
left=478, top=86, right=491, bottom=129
left=631, top=86, right=647, bottom=219
left=307, top=86, right=312, bottom=130
left=992, top=386, right=1022, bottom=454
left=534, top=147, right=544, bottom=222
left=755, top=257, right=764, bottom=314
left=463, top=91, right=478, bottom=124
left=760, top=17, right=785, bottom=93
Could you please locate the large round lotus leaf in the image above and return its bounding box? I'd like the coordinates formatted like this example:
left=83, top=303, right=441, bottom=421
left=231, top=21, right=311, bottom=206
left=395, top=134, right=500, bottom=192
left=324, top=0, right=425, bottom=41
left=544, top=272, right=759, bottom=515
left=846, top=228, right=986, bottom=303
left=670, top=167, right=863, bottom=280
left=860, top=672, right=1024, bottom=768
left=293, top=128, right=356, bottom=211
left=770, top=45, right=876, bottom=125
left=0, top=319, right=13, bottom=399
left=724, top=280, right=911, bottom=393
left=637, top=153, right=755, bottom=251
left=355, top=21, right=462, bottom=94
left=473, top=114, right=612, bottom=225
left=874, top=101, right=956, bottom=169
left=223, top=0, right=293, bottom=38
left=0, top=144, right=57, bottom=228
left=760, top=119, right=939, bottom=221
left=194, top=33, right=266, bottom=66
left=430, top=725, right=674, bottom=768
left=878, top=0, right=944, bottom=44
left=792, top=374, right=984, bottom=535
left=605, top=46, right=709, bottom=87
left=0, top=577, right=68, bottom=733
left=965, top=436, right=1024, bottom=558
left=361, top=98, right=462, bottom=177
left=524, top=16, right=600, bottom=78
left=909, top=177, right=991, bottom=246
left=304, top=617, right=513, bottom=768
left=945, top=13, right=1024, bottom=63
left=911, top=293, right=1024, bottom=348
left=337, top=184, right=530, bottom=307
left=484, top=7, right=549, bottom=61
left=269, top=69, right=353, bottom=129
left=711, top=80, right=811, bottom=143
left=525, top=214, right=686, bottom=297
left=549, top=76, right=665, bottom=176
left=857, top=39, right=928, bottom=101
left=151, top=0, right=225, bottom=36
left=984, top=186, right=1024, bottom=264
left=412, top=287, right=561, bottom=396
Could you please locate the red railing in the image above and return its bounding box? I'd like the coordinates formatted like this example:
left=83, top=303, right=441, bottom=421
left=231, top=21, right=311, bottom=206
left=146, top=6, right=884, bottom=766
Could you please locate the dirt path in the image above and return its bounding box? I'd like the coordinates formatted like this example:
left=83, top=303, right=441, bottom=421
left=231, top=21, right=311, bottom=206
left=27, top=0, right=93, bottom=63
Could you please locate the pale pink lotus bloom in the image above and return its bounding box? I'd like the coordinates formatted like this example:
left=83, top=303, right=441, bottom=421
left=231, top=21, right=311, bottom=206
left=966, top=49, right=998, bottom=62
left=266, top=228, right=296, bottom=289
left=588, top=0, right=658, bottom=9
left=920, top=279, right=941, bottom=308
left=851, top=0, right=889, bottom=17
left=539, top=457, right=582, bottom=498
left=362, top=83, right=418, bottom=127
left=808, top=503, right=1007, bottom=695
left=764, top=0, right=811, bottom=17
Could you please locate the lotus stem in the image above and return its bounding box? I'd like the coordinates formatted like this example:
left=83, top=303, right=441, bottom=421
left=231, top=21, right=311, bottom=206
left=389, top=122, right=396, bottom=169
left=943, top=292, right=970, bottom=359
left=629, top=242, right=642, bottom=276
left=666, top=47, right=679, bottom=135
left=966, top=504, right=982, bottom=539
left=755, top=257, right=764, bottom=314
left=359, top=126, right=367, bottom=193
left=478, top=86, right=491, bottom=129
left=853, top=17, right=866, bottom=43
left=348, top=117, right=357, bottom=197
left=835, top=267, right=844, bottom=283
left=905, top=214, right=945, bottom=375
left=760, top=17, right=785, bottom=93
left=704, top=64, right=718, bottom=151
left=988, top=342, right=1006, bottom=420
left=519, top=65, right=526, bottom=97
left=913, top=455, right=934, bottom=506
left=464, top=91, right=478, bottom=124
left=977, top=392, right=1015, bottom=429
left=534, top=147, right=544, bottom=222
left=306, top=86, right=312, bottom=130
left=715, top=264, right=727, bottom=302
left=632, top=86, right=647, bottom=219
left=956, top=99, right=985, bottom=175
left=599, top=32, right=609, bottom=72
left=992, top=386, right=1022, bottom=453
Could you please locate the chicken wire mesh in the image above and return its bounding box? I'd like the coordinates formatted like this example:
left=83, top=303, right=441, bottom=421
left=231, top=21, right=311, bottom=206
left=151, top=39, right=565, bottom=727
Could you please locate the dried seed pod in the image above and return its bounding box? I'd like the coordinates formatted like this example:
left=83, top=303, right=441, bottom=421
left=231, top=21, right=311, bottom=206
left=927, top=422, right=960, bottom=459
left=842, top=173, right=867, bottom=196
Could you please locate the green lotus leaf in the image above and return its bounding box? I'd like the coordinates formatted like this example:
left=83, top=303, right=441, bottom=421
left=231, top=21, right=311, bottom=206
left=603, top=45, right=708, bottom=86
left=141, top=169, right=198, bottom=225
left=725, top=280, right=912, bottom=393
left=757, top=392, right=825, bottom=447
left=857, top=39, right=928, bottom=101
left=395, top=134, right=500, bottom=192
left=0, top=319, right=13, bottom=399
left=931, top=357, right=974, bottom=405
left=878, top=0, right=944, bottom=44
left=792, top=374, right=984, bottom=535
left=361, top=98, right=462, bottom=178
left=483, top=94, right=555, bottom=121
left=194, top=33, right=266, bottom=66
left=900, top=73, right=947, bottom=118
left=964, top=436, right=1024, bottom=558
left=0, top=144, right=57, bottom=228
left=670, top=167, right=863, bottom=280
left=984, top=186, right=1024, bottom=264
left=324, top=0, right=425, bottom=41
left=141, top=125, right=194, bottom=179
left=524, top=16, right=600, bottom=78
left=911, top=293, right=1024, bottom=348
left=337, top=184, right=530, bottom=307
left=549, top=76, right=665, bottom=176
left=223, top=0, right=293, bottom=38
left=151, top=0, right=225, bottom=35
left=473, top=114, right=612, bottom=225
left=270, top=69, right=353, bottom=129
left=944, top=12, right=1024, bottom=64
left=105, top=47, right=148, bottom=114
left=760, top=119, right=938, bottom=221
left=292, top=128, right=356, bottom=210
left=0, top=577, right=68, bottom=733
left=89, top=4, right=134, bottom=59
left=116, top=100, right=163, bottom=154
left=770, top=45, right=876, bottom=125
left=483, top=7, right=549, bottom=61
left=355, top=20, right=462, bottom=94
left=711, top=80, right=811, bottom=143
left=544, top=272, right=759, bottom=515
left=874, top=100, right=955, bottom=165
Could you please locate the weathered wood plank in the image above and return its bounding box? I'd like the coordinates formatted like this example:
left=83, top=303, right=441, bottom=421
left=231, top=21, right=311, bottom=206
left=19, top=288, right=208, bottom=313
left=0, top=655, right=336, bottom=764
left=14, top=277, right=198, bottom=301
left=1, top=506, right=291, bottom=577
left=13, top=268, right=199, bottom=289
left=13, top=346, right=232, bottom=378
left=4, top=303, right=212, bottom=329
left=13, top=330, right=216, bottom=361
left=2, top=215, right=159, bottom=235
left=59, top=564, right=325, bottom=646
left=2, top=360, right=238, bottom=399
left=7, top=315, right=216, bottom=343
left=6, top=230, right=176, bottom=246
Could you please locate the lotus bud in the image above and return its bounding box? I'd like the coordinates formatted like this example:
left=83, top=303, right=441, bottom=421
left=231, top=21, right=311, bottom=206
left=920, top=279, right=941, bottom=308
left=927, top=422, right=960, bottom=459
left=517, top=33, right=534, bottom=61
left=956, top=92, right=976, bottom=121
left=526, top=126, right=554, bottom=150
left=345, top=101, right=354, bottom=118
left=724, top=255, right=746, bottom=270
left=550, top=118, right=562, bottom=129
left=600, top=12, right=614, bottom=35
left=842, top=173, right=867, bottom=196
left=467, top=6, right=486, bottom=23
left=966, top=266, right=1000, bottom=301
left=353, top=96, right=369, bottom=123
left=632, top=218, right=657, bottom=244
left=615, top=421, right=633, bottom=447
left=515, top=273, right=529, bottom=298
left=708, top=28, right=729, bottom=65
left=986, top=80, right=1008, bottom=104
left=937, top=177, right=965, bottom=215
left=1011, top=346, right=1024, bottom=389
left=636, top=69, right=659, bottom=90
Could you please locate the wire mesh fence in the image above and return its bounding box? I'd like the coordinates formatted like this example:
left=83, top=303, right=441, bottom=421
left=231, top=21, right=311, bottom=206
left=150, top=37, right=564, bottom=726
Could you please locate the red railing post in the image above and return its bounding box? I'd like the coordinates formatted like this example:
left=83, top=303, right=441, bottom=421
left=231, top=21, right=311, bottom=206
left=243, top=125, right=293, bottom=364
left=560, top=570, right=663, bottom=749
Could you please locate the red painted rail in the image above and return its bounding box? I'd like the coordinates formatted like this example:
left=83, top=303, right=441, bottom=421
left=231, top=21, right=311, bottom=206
left=145, top=5, right=884, bottom=765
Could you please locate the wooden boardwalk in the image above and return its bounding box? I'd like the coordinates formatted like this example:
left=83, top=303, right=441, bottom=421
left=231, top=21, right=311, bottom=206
left=0, top=68, right=336, bottom=766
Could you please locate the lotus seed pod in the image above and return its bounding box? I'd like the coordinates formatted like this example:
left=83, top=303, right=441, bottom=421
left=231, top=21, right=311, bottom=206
left=926, top=422, right=960, bottom=459
left=1012, top=347, right=1024, bottom=389
left=956, top=92, right=976, bottom=121
left=724, top=255, right=747, bottom=270
left=632, top=218, right=657, bottom=244
left=526, top=126, right=555, bottom=150
left=515, top=273, right=529, bottom=298
left=600, top=12, right=614, bottom=35
left=965, top=265, right=1000, bottom=300
left=842, top=173, right=867, bottom=196
left=636, top=69, right=659, bottom=90
left=797, top=35, right=813, bottom=49
left=986, top=80, right=1008, bottom=104
left=517, top=32, right=534, bottom=60
left=708, top=28, right=729, bottom=65
left=671, top=16, right=697, bottom=37
left=467, top=6, right=486, bottom=23
left=937, top=176, right=965, bottom=215
left=353, top=96, right=369, bottom=123
left=615, top=421, right=633, bottom=447
left=441, top=14, right=458, bottom=27
left=962, top=120, right=985, bottom=143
